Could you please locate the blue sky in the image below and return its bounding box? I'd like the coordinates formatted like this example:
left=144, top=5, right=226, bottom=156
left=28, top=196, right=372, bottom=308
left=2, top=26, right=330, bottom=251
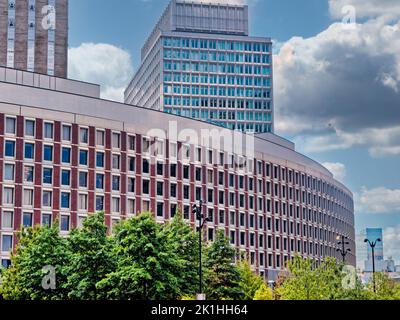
left=67, top=0, right=400, bottom=266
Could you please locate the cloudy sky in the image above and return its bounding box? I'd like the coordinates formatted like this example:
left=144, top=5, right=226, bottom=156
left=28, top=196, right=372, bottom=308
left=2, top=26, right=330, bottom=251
left=68, top=0, right=400, bottom=267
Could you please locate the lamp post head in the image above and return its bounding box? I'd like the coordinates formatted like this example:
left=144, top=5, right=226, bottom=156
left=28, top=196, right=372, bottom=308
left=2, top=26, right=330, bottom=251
left=364, top=239, right=368, bottom=243
left=377, top=238, right=381, bottom=242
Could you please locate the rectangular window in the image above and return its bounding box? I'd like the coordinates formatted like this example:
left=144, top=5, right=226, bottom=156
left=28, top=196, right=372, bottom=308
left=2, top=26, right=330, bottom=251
left=170, top=164, right=177, bottom=177
left=5, top=140, right=15, bottom=157
left=60, top=215, right=70, bottom=232
left=4, top=163, right=14, bottom=181
left=96, top=130, right=105, bottom=146
left=23, top=189, right=33, bottom=206
left=80, top=128, right=88, bottom=144
left=79, top=172, right=88, bottom=188
left=61, top=147, right=71, bottom=164
left=22, top=212, right=33, bottom=228
left=96, top=196, right=104, bottom=211
left=44, top=122, right=53, bottom=139
left=79, top=150, right=88, bottom=166
left=43, top=145, right=53, bottom=162
left=62, top=125, right=71, bottom=141
left=128, top=135, right=135, bottom=151
left=23, top=142, right=34, bottom=159
left=5, top=117, right=16, bottom=134
left=3, top=187, right=14, bottom=205
left=112, top=176, right=120, bottom=191
left=96, top=152, right=104, bottom=168
left=156, top=162, right=163, bottom=176
left=142, top=159, right=150, bottom=174
left=25, top=120, right=35, bottom=137
left=61, top=170, right=70, bottom=186
left=127, top=199, right=135, bottom=215
left=230, top=230, right=236, bottom=245
left=112, top=133, right=120, bottom=149
left=112, top=154, right=120, bottom=170
left=128, top=157, right=135, bottom=172
left=43, top=168, right=53, bottom=184
left=78, top=194, right=88, bottom=211
left=142, top=137, right=150, bottom=154
left=2, top=211, right=13, bottom=229
left=42, top=191, right=52, bottom=207
left=142, top=179, right=150, bottom=195
left=157, top=181, right=164, bottom=197
left=24, top=165, right=34, bottom=183
left=1, top=235, right=13, bottom=252
left=96, top=174, right=104, bottom=189
left=157, top=202, right=164, bottom=217
left=42, top=214, right=52, bottom=227
left=128, top=177, right=135, bottom=193
left=112, top=197, right=120, bottom=213
left=61, top=193, right=70, bottom=209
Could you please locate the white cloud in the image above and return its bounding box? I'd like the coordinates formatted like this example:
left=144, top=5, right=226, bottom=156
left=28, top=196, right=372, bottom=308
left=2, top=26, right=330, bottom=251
left=355, top=187, right=400, bottom=214
left=329, top=0, right=400, bottom=19
left=322, top=162, right=347, bottom=181
left=273, top=16, right=400, bottom=158
left=383, top=225, right=400, bottom=263
left=68, top=43, right=134, bottom=102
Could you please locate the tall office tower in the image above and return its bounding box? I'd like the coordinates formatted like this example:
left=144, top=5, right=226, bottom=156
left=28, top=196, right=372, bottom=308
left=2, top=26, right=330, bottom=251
left=125, top=0, right=274, bottom=133
left=364, top=228, right=384, bottom=272
left=0, top=0, right=68, bottom=77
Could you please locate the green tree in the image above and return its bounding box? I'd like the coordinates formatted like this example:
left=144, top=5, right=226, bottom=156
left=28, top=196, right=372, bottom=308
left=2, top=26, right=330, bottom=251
left=237, top=260, right=264, bottom=300
left=204, top=230, right=241, bottom=300
left=63, top=212, right=116, bottom=300
left=275, top=256, right=319, bottom=300
left=163, top=211, right=199, bottom=297
left=253, top=282, right=273, bottom=300
left=369, top=272, right=397, bottom=300
left=0, top=225, right=68, bottom=300
left=97, top=213, right=182, bottom=300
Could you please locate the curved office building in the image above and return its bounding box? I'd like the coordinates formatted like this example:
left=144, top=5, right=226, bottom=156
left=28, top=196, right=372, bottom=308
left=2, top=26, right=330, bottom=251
left=0, top=67, right=355, bottom=279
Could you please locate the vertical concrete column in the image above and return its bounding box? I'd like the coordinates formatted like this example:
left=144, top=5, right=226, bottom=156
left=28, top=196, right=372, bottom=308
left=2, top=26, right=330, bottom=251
left=54, top=0, right=67, bottom=78
left=34, top=0, right=48, bottom=75
left=0, top=0, right=8, bottom=66
left=14, top=0, right=29, bottom=71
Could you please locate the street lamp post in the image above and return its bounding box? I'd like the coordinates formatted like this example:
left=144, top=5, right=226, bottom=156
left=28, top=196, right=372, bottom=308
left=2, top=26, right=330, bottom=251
left=192, top=200, right=209, bottom=300
left=336, top=235, right=351, bottom=264
left=364, top=238, right=381, bottom=293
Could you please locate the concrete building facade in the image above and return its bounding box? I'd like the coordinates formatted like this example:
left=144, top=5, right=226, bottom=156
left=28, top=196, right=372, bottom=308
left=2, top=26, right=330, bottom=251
left=0, top=66, right=356, bottom=279
left=0, top=0, right=68, bottom=78
left=125, top=0, right=274, bottom=134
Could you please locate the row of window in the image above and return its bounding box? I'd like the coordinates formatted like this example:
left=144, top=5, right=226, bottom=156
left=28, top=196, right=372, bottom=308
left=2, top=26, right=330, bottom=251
left=3, top=116, right=132, bottom=149
left=2, top=178, right=352, bottom=238
left=163, top=37, right=271, bottom=53
left=164, top=61, right=272, bottom=76
left=163, top=49, right=271, bottom=64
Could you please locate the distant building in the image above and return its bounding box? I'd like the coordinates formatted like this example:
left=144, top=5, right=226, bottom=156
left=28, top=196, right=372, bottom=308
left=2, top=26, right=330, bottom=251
left=364, top=228, right=384, bottom=272
left=0, top=0, right=68, bottom=77
left=125, top=0, right=274, bottom=133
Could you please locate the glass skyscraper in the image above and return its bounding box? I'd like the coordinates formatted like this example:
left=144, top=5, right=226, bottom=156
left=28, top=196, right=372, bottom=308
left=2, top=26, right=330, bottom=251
left=124, top=0, right=274, bottom=133
left=364, top=228, right=384, bottom=272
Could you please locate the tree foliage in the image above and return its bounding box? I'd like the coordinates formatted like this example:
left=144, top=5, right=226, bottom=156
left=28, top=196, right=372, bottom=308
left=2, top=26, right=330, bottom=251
left=96, top=213, right=182, bottom=300
left=63, top=212, right=116, bottom=300
left=204, top=230, right=241, bottom=300
left=0, top=225, right=68, bottom=300
left=162, top=211, right=199, bottom=297
left=253, top=282, right=273, bottom=300
left=2, top=213, right=400, bottom=301
left=237, top=260, right=264, bottom=300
